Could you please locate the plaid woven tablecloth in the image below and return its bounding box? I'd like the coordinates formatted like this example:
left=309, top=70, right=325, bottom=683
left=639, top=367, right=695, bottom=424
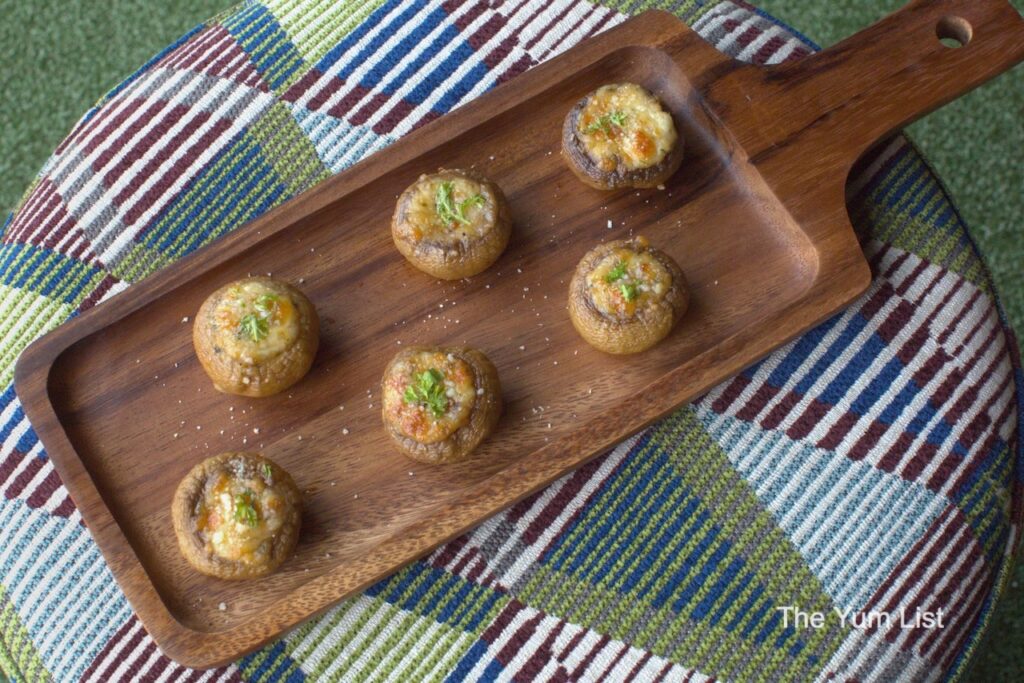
left=1, top=1, right=1021, bottom=681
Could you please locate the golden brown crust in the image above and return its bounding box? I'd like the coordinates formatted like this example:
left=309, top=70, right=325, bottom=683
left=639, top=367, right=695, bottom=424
left=568, top=237, right=689, bottom=354
left=561, top=84, right=683, bottom=191
left=381, top=346, right=502, bottom=464
left=172, top=452, right=301, bottom=580
left=193, top=277, right=319, bottom=397
left=391, top=169, right=512, bottom=280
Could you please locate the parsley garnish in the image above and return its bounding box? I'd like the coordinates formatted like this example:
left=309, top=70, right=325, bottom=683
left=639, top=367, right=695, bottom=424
left=403, top=368, right=448, bottom=418
left=238, top=313, right=269, bottom=342
left=604, top=261, right=628, bottom=283
left=606, top=261, right=638, bottom=301
left=435, top=181, right=486, bottom=226
left=233, top=490, right=259, bottom=527
left=261, top=463, right=273, bottom=481
left=254, top=294, right=277, bottom=316
left=583, top=110, right=628, bottom=135
left=237, top=292, right=278, bottom=342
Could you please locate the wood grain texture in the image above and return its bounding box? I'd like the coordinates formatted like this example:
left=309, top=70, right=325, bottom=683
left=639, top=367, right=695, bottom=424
left=14, top=0, right=1024, bottom=668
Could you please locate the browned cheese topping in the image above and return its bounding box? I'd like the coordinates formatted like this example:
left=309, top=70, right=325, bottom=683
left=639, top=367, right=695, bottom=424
left=383, top=350, right=478, bottom=443
left=194, top=459, right=288, bottom=566
left=210, top=281, right=300, bottom=363
left=577, top=83, right=677, bottom=172
left=399, top=176, right=495, bottom=248
left=585, top=240, right=673, bottom=319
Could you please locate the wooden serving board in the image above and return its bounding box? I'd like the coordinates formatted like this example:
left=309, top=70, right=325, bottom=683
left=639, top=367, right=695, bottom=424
left=15, top=0, right=1024, bottom=668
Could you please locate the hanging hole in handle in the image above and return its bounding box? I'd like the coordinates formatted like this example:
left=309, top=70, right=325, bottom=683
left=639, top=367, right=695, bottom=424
left=936, top=15, right=973, bottom=48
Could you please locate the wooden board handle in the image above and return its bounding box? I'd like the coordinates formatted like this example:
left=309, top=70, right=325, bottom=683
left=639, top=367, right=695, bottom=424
left=717, top=0, right=1024, bottom=167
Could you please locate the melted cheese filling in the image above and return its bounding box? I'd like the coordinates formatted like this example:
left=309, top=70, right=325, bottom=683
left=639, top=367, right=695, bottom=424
left=402, top=176, right=495, bottom=247
left=383, top=350, right=477, bottom=444
left=586, top=247, right=673, bottom=319
left=196, top=470, right=287, bottom=565
left=211, top=281, right=300, bottom=363
left=577, top=83, right=677, bottom=172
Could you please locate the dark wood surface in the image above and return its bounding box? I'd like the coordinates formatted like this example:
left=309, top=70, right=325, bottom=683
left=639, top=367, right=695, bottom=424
left=15, top=0, right=1024, bottom=668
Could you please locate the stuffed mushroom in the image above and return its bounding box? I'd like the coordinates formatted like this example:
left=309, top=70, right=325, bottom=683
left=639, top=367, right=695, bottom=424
left=193, top=276, right=319, bottom=397
left=568, top=236, right=688, bottom=354
left=391, top=170, right=512, bottom=280
left=172, top=452, right=301, bottom=580
left=562, top=82, right=682, bottom=190
left=381, top=346, right=502, bottom=464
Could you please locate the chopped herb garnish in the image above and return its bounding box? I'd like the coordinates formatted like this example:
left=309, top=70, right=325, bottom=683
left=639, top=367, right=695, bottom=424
left=460, top=194, right=486, bottom=214
left=604, top=260, right=629, bottom=283
left=620, top=282, right=639, bottom=302
left=435, top=181, right=486, bottom=226
left=435, top=182, right=457, bottom=223
left=583, top=110, right=628, bottom=135
left=261, top=463, right=273, bottom=481
left=238, top=313, right=269, bottom=342
left=233, top=491, right=259, bottom=527
left=403, top=368, right=448, bottom=418
left=236, top=292, right=279, bottom=342
left=254, top=294, right=277, bottom=316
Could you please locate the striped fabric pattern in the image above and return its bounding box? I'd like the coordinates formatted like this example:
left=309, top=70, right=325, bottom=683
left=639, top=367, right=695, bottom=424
left=0, top=1, right=1020, bottom=681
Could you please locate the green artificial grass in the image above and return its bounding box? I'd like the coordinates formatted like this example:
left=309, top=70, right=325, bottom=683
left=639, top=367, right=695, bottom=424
left=0, top=1, right=1021, bottom=681
left=0, top=0, right=229, bottom=216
